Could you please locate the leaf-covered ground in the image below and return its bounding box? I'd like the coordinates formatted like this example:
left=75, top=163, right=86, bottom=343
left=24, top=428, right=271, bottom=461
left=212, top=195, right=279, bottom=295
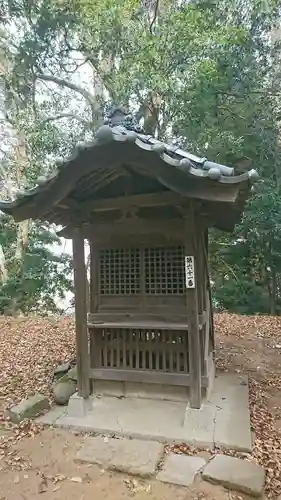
left=0, top=314, right=281, bottom=498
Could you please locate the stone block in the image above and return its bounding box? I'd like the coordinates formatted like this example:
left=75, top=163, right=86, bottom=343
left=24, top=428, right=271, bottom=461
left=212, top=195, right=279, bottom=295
left=6, top=394, right=50, bottom=423
left=202, top=454, right=265, bottom=497
left=125, top=382, right=189, bottom=402
left=67, top=393, right=93, bottom=417
left=157, top=453, right=206, bottom=486
left=76, top=436, right=164, bottom=477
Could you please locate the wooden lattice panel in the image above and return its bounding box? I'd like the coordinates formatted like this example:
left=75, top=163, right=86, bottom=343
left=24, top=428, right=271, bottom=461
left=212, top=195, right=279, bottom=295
left=99, top=246, right=185, bottom=296
left=144, top=246, right=185, bottom=294
left=93, top=328, right=189, bottom=373
left=99, top=248, right=141, bottom=295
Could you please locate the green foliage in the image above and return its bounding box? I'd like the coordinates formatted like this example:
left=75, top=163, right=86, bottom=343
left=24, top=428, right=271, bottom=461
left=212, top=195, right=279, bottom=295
left=1, top=0, right=281, bottom=314
left=0, top=215, right=73, bottom=315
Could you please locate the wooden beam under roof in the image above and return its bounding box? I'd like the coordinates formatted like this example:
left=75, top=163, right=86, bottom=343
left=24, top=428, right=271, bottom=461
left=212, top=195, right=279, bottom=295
left=57, top=190, right=185, bottom=212
left=56, top=181, right=241, bottom=219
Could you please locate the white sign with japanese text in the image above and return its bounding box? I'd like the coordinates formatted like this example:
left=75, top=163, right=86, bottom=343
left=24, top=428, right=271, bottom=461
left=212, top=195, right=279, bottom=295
left=185, top=255, right=195, bottom=289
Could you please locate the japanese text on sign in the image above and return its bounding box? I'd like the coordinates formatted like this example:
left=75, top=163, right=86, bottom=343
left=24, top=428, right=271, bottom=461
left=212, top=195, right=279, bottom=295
left=185, top=256, right=195, bottom=289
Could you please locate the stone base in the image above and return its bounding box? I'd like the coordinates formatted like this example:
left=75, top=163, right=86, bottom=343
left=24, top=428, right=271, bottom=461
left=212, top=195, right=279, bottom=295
left=92, top=379, right=190, bottom=402
left=6, top=394, right=50, bottom=423
left=37, top=374, right=252, bottom=453
left=67, top=393, right=93, bottom=417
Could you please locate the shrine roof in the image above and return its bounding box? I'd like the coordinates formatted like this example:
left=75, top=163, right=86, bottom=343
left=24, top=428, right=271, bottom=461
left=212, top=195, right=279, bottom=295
left=0, top=107, right=258, bottom=230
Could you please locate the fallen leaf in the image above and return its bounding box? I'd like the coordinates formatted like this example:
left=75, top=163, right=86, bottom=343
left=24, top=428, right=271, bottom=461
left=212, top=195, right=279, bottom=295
left=70, top=476, right=83, bottom=483
left=53, top=474, right=66, bottom=483
left=1, top=314, right=281, bottom=498
left=38, top=473, right=48, bottom=494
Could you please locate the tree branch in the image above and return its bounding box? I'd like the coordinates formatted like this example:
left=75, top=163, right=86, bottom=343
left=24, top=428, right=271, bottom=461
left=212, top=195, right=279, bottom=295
left=150, top=0, right=160, bottom=34
left=36, top=73, right=97, bottom=107
left=42, top=113, right=92, bottom=127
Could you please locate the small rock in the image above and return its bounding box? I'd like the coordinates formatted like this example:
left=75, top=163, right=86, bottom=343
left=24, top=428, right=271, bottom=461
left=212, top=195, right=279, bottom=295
left=54, top=362, right=71, bottom=377
left=53, top=374, right=77, bottom=405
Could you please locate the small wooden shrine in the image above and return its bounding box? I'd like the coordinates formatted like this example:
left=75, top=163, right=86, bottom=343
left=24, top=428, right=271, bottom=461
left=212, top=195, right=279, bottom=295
left=0, top=108, right=258, bottom=408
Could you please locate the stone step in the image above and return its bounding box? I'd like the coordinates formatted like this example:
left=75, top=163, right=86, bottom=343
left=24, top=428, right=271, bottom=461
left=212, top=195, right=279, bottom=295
left=202, top=454, right=265, bottom=497
left=76, top=435, right=164, bottom=477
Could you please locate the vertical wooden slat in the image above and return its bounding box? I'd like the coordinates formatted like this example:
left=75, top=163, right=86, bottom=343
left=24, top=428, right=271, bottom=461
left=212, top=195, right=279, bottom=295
left=129, top=329, right=133, bottom=368
left=89, top=328, right=101, bottom=369
left=162, top=330, right=167, bottom=372
left=155, top=330, right=160, bottom=370
left=122, top=329, right=126, bottom=368
left=116, top=329, right=120, bottom=368
left=169, top=331, right=173, bottom=372
left=184, top=205, right=202, bottom=409
left=135, top=330, right=140, bottom=369
left=110, top=329, right=114, bottom=367
left=72, top=228, right=90, bottom=398
left=176, top=342, right=180, bottom=373
left=148, top=330, right=153, bottom=369
left=183, top=331, right=188, bottom=373
left=104, top=329, right=108, bottom=367
left=140, top=330, right=143, bottom=369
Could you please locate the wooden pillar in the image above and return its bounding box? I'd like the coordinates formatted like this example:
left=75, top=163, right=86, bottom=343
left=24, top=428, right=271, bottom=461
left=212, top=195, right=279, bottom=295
left=89, top=241, right=100, bottom=369
left=184, top=205, right=202, bottom=409
left=72, top=228, right=90, bottom=398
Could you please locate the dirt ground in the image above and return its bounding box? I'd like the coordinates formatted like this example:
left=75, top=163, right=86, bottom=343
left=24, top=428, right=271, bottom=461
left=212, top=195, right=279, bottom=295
left=1, top=313, right=281, bottom=499
left=0, top=427, right=253, bottom=500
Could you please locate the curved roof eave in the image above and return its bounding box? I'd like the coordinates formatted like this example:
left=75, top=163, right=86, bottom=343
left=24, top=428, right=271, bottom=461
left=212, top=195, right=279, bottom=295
left=0, top=124, right=258, bottom=222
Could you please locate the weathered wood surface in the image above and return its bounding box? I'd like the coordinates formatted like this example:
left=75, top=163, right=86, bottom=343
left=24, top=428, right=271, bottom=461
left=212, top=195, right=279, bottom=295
left=184, top=207, right=202, bottom=409
left=89, top=368, right=209, bottom=387
left=73, top=229, right=90, bottom=398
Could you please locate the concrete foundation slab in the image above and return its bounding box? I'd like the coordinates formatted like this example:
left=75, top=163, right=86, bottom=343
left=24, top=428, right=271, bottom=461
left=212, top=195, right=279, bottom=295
left=37, top=374, right=252, bottom=452
left=202, top=454, right=265, bottom=497
left=36, top=405, right=67, bottom=425
left=156, top=453, right=206, bottom=486
left=76, top=436, right=164, bottom=477
left=211, top=374, right=252, bottom=451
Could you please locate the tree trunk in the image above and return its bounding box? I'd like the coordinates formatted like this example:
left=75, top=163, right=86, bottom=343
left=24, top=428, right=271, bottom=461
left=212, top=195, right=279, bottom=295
left=270, top=267, right=277, bottom=315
